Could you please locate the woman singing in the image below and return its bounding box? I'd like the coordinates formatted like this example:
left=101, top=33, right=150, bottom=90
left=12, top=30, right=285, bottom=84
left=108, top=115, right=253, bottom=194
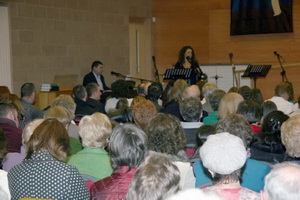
left=174, top=46, right=206, bottom=84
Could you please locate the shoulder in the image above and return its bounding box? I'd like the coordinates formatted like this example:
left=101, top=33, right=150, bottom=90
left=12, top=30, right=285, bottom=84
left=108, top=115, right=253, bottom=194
left=174, top=62, right=184, bottom=69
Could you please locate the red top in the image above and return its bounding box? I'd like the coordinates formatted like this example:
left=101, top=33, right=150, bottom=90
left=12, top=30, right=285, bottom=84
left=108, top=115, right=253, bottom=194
left=89, top=166, right=137, bottom=200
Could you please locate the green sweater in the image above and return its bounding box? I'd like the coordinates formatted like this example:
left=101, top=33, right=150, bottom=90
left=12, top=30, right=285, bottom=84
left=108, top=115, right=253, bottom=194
left=67, top=147, right=113, bottom=181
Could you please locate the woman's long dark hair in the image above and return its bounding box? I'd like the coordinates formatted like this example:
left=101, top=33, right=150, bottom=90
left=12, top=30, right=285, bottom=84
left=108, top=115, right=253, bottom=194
left=177, top=46, right=198, bottom=65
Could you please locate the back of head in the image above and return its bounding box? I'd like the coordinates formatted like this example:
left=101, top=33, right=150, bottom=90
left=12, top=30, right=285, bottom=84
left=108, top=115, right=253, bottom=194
left=174, top=79, right=188, bottom=94
left=130, top=95, right=146, bottom=108
left=147, top=82, right=163, bottom=101
left=262, top=110, right=289, bottom=135
left=44, top=106, right=72, bottom=127
left=217, top=92, right=244, bottom=119
left=179, top=97, right=202, bottom=122
left=202, top=83, right=217, bottom=100
left=209, top=89, right=226, bottom=111
left=264, top=162, right=300, bottom=200
left=167, top=87, right=182, bottom=103
left=21, top=82, right=35, bottom=98
left=0, top=86, right=11, bottom=103
left=275, top=82, right=290, bottom=99
left=22, top=119, right=45, bottom=147
left=216, top=113, right=253, bottom=147
left=145, top=113, right=186, bottom=155
left=132, top=100, right=157, bottom=130
left=262, top=101, right=277, bottom=119
left=251, top=88, right=264, bottom=104
left=79, top=112, right=112, bottom=148
left=26, top=118, right=70, bottom=161
left=0, top=103, right=16, bottom=119
left=196, top=125, right=216, bottom=147
left=182, top=85, right=200, bottom=99
left=127, top=152, right=180, bottom=200
left=73, top=84, right=86, bottom=100
left=52, top=94, right=76, bottom=117
left=109, top=124, right=148, bottom=169
left=237, top=100, right=262, bottom=123
left=200, top=132, right=247, bottom=175
left=238, top=85, right=252, bottom=100
left=281, top=115, right=300, bottom=158
left=111, top=79, right=129, bottom=98
left=116, top=98, right=128, bottom=109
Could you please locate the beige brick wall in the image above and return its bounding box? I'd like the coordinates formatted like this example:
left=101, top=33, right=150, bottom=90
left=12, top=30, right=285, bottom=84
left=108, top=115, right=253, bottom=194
left=8, top=0, right=152, bottom=95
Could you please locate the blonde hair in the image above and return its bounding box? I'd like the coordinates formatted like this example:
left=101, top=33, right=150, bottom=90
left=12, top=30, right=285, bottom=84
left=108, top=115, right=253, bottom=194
left=79, top=112, right=112, bottom=148
left=44, top=106, right=72, bottom=127
left=52, top=94, right=76, bottom=117
left=22, top=119, right=45, bottom=146
left=130, top=95, right=146, bottom=108
left=174, top=79, right=188, bottom=94
left=217, top=92, right=244, bottom=119
left=281, top=115, right=300, bottom=157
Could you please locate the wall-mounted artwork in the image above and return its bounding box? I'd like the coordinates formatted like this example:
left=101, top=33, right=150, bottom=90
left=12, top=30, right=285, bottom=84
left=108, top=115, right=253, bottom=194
left=231, top=0, right=293, bottom=35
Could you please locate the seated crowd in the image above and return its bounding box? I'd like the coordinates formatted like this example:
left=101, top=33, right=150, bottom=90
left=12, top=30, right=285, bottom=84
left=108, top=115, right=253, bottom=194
left=1, top=79, right=300, bottom=200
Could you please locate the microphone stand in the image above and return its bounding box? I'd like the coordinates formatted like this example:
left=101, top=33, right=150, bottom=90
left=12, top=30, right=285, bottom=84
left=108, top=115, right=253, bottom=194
left=152, top=56, right=160, bottom=83
left=230, top=56, right=239, bottom=87
left=111, top=71, right=153, bottom=83
left=275, top=54, right=288, bottom=82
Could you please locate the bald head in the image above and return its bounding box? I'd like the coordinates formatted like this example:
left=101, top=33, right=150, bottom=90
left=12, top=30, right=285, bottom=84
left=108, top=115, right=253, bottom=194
left=264, top=162, right=300, bottom=200
left=182, top=85, right=200, bottom=99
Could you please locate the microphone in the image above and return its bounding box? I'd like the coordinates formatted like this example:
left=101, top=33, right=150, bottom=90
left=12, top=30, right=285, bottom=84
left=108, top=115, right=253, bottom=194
left=152, top=56, right=156, bottom=62
left=111, top=71, right=121, bottom=76
left=274, top=51, right=280, bottom=57
left=186, top=56, right=192, bottom=63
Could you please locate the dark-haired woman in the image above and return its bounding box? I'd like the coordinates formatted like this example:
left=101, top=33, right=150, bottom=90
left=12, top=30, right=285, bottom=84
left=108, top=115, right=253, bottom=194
left=174, top=46, right=205, bottom=84
left=8, top=119, right=89, bottom=200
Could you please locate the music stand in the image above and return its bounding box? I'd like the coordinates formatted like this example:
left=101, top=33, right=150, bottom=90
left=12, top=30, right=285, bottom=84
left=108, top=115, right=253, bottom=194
left=242, top=65, right=271, bottom=88
left=164, top=68, right=193, bottom=81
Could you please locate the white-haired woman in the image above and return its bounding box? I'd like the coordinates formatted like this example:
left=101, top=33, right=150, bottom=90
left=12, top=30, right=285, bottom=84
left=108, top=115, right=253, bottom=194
left=67, top=112, right=113, bottom=181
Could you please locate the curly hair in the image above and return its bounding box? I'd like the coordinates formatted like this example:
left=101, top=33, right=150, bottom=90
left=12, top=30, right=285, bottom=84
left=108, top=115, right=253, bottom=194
left=281, top=115, right=300, bottom=157
left=132, top=100, right=157, bottom=130
left=145, top=113, right=186, bottom=155
left=110, top=79, right=129, bottom=98
left=216, top=113, right=253, bottom=147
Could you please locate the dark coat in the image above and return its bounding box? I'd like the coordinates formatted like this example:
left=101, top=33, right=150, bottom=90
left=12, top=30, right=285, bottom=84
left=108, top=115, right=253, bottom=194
left=83, top=72, right=110, bottom=90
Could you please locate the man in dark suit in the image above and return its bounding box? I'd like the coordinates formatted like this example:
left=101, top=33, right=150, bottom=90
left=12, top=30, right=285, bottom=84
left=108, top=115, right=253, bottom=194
left=83, top=61, right=110, bottom=90
left=73, top=84, right=96, bottom=116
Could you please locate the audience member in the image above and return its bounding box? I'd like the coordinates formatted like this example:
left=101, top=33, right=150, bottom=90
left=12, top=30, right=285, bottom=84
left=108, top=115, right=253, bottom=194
left=237, top=100, right=262, bottom=134
left=107, top=98, right=133, bottom=123
left=90, top=124, right=148, bottom=200
left=289, top=95, right=300, bottom=117
left=250, top=110, right=289, bottom=164
left=130, top=95, right=146, bottom=108
left=195, top=114, right=271, bottom=192
left=8, top=119, right=89, bottom=199
left=179, top=97, right=203, bottom=150
left=105, top=79, right=133, bottom=113
left=146, top=82, right=163, bottom=111
left=0, top=128, right=10, bottom=200
left=132, top=100, right=157, bottom=130
left=228, top=86, right=239, bottom=93
left=162, top=80, right=175, bottom=107
left=281, top=115, right=300, bottom=163
left=145, top=113, right=195, bottom=189
left=267, top=82, right=296, bottom=115
left=127, top=152, right=180, bottom=200
left=0, top=86, right=10, bottom=103
left=0, top=103, right=22, bottom=153
left=52, top=94, right=79, bottom=139
left=86, top=83, right=105, bottom=113
left=83, top=60, right=110, bottom=90
left=68, top=113, right=113, bottom=181
left=44, top=106, right=83, bottom=155
left=200, top=132, right=261, bottom=199
left=20, top=82, right=44, bottom=124
left=73, top=84, right=96, bottom=116
left=174, top=79, right=188, bottom=95
left=262, top=100, right=277, bottom=121
left=264, top=162, right=300, bottom=200
left=238, top=85, right=252, bottom=100
left=217, top=92, right=244, bottom=120
left=251, top=88, right=264, bottom=105
left=203, top=89, right=226, bottom=125
left=2, top=119, right=44, bottom=172
left=201, top=83, right=217, bottom=115
left=161, top=87, right=182, bottom=120
left=182, top=85, right=201, bottom=99
left=167, top=188, right=223, bottom=200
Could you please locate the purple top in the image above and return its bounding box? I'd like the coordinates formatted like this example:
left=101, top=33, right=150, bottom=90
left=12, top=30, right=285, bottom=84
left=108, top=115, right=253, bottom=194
left=3, top=146, right=26, bottom=172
